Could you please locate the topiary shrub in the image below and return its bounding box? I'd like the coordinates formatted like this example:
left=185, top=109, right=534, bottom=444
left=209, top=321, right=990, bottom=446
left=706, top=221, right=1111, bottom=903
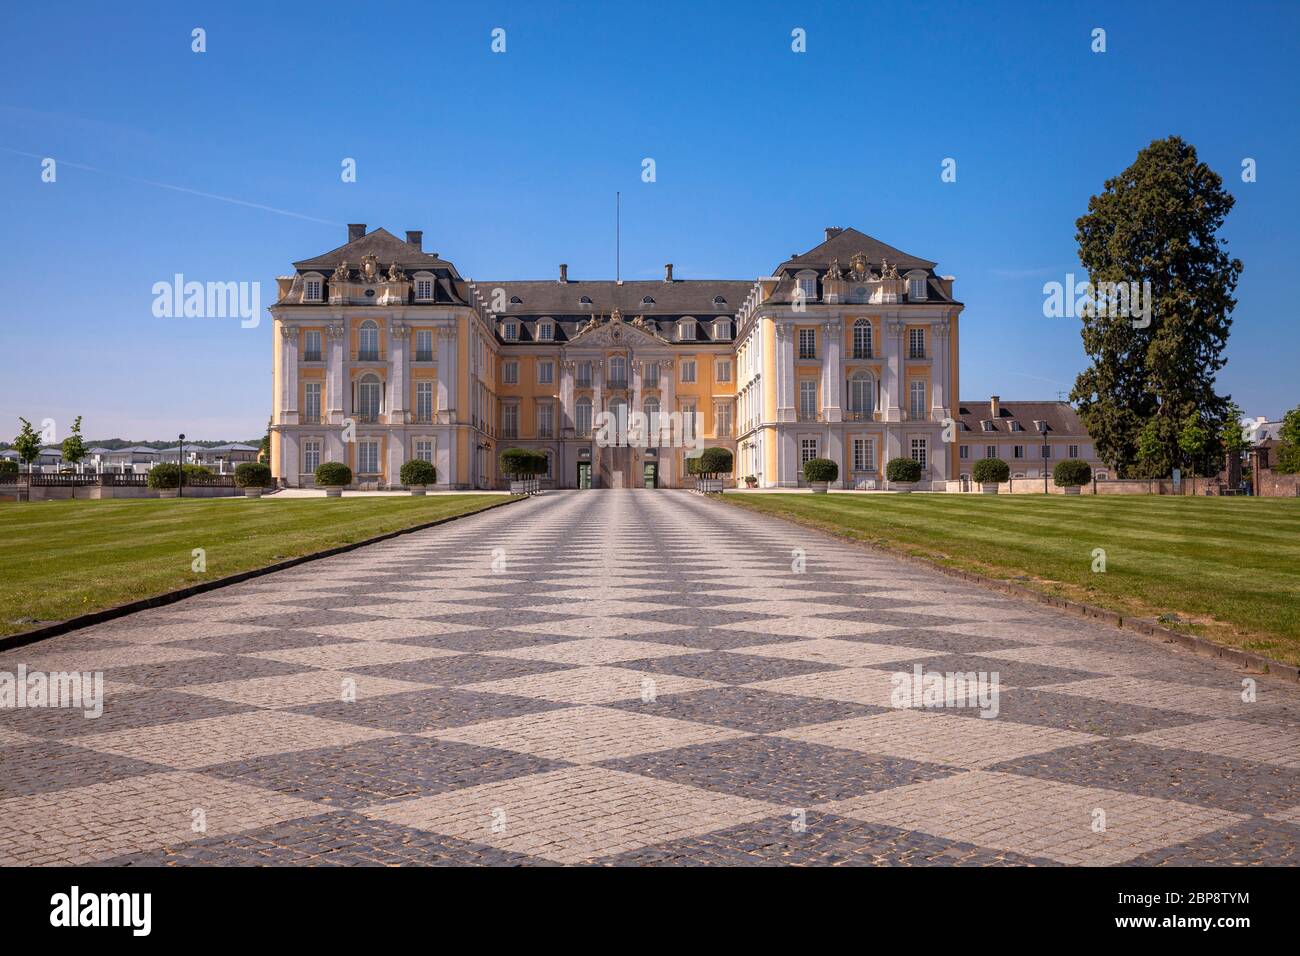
left=803, top=457, right=839, bottom=483
left=146, top=462, right=182, bottom=489
left=886, top=457, right=924, bottom=483
left=972, top=457, right=1010, bottom=484
left=500, top=447, right=543, bottom=479
left=1053, top=458, right=1092, bottom=487
left=695, top=447, right=734, bottom=478
left=314, top=461, right=352, bottom=487
left=234, top=461, right=273, bottom=488
left=400, top=459, right=437, bottom=487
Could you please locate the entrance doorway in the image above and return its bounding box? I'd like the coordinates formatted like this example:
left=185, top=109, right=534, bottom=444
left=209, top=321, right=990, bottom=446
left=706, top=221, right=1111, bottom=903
left=577, top=462, right=591, bottom=489
left=643, top=463, right=658, bottom=488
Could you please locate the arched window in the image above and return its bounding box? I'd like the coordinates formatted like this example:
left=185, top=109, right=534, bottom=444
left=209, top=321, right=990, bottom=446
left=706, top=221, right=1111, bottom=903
left=358, top=373, right=382, bottom=422
left=359, top=321, right=380, bottom=361
left=852, top=319, right=873, bottom=358
left=576, top=397, right=593, bottom=437
left=848, top=371, right=875, bottom=418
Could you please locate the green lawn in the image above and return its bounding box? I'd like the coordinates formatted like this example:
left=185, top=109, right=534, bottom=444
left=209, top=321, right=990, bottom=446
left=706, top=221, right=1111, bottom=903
left=723, top=493, right=1300, bottom=666
left=0, top=495, right=509, bottom=637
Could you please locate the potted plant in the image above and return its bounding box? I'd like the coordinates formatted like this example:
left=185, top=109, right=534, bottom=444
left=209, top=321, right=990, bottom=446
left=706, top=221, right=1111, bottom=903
left=315, top=461, right=352, bottom=497
left=885, top=456, right=924, bottom=493
left=235, top=461, right=273, bottom=498
left=400, top=459, right=437, bottom=495
left=744, top=474, right=758, bottom=488
left=802, top=457, right=838, bottom=493
left=972, top=457, right=1009, bottom=494
left=147, top=462, right=183, bottom=498
left=692, top=447, right=733, bottom=493
left=500, top=448, right=544, bottom=494
left=1053, top=458, right=1092, bottom=496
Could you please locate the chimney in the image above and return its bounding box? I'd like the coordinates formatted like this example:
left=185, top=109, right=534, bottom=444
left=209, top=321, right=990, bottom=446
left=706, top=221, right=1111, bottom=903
left=559, top=263, right=568, bottom=283
left=824, top=226, right=843, bottom=241
left=405, top=230, right=423, bottom=250
left=348, top=223, right=366, bottom=242
left=990, top=395, right=1001, bottom=418
left=664, top=263, right=674, bottom=282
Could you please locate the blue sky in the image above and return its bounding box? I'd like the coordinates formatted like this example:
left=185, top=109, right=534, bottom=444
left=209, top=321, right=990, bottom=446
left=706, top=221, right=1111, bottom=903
left=2, top=0, right=1297, bottom=440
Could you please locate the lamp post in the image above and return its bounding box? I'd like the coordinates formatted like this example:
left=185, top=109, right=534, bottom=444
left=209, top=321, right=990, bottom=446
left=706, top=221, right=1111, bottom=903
left=1038, top=421, right=1049, bottom=494
left=178, top=433, right=185, bottom=498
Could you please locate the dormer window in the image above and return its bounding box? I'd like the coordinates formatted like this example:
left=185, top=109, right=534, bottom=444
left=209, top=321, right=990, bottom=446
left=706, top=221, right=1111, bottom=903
left=1009, top=421, right=1024, bottom=432
left=413, top=275, right=434, bottom=301
left=712, top=318, right=732, bottom=339
left=906, top=271, right=929, bottom=301
left=677, top=318, right=697, bottom=341
left=509, top=296, right=522, bottom=305
left=642, top=295, right=655, bottom=305
left=537, top=320, right=554, bottom=342
left=304, top=275, right=323, bottom=302
left=502, top=322, right=518, bottom=341
left=579, top=295, right=593, bottom=306
left=713, top=295, right=727, bottom=306
left=795, top=270, right=818, bottom=303
left=981, top=420, right=997, bottom=432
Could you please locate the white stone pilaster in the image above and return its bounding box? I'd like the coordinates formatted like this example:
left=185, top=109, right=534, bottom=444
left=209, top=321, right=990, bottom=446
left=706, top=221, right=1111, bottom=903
left=822, top=319, right=842, bottom=423
left=327, top=324, right=345, bottom=424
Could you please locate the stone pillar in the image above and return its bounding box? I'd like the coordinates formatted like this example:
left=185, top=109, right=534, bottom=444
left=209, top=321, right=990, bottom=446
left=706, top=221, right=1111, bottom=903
left=884, top=319, right=904, bottom=422
left=327, top=324, right=345, bottom=424
left=560, top=360, right=575, bottom=435
left=775, top=322, right=795, bottom=423
left=822, top=319, right=842, bottom=423
left=280, top=326, right=299, bottom=424
left=931, top=319, right=949, bottom=420
left=436, top=327, right=456, bottom=424
left=659, top=358, right=675, bottom=445
left=389, top=323, right=408, bottom=422
left=592, top=358, right=604, bottom=426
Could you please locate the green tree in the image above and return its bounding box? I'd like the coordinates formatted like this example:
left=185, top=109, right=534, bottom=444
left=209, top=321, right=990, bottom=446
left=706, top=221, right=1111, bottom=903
left=1276, top=404, right=1300, bottom=474
left=1221, top=402, right=1250, bottom=459
left=61, top=415, right=88, bottom=467
left=1070, top=136, right=1242, bottom=477
left=259, top=416, right=272, bottom=464
left=1177, top=410, right=1212, bottom=493
left=13, top=418, right=42, bottom=472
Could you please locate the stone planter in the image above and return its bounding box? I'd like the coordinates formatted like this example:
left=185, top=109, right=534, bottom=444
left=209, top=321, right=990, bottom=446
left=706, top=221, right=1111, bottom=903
left=157, top=489, right=179, bottom=498
left=1062, top=485, right=1081, bottom=496
left=810, top=481, right=829, bottom=494
left=409, top=486, right=426, bottom=496
left=980, top=482, right=999, bottom=495
left=243, top=487, right=264, bottom=498
left=891, top=482, right=917, bottom=494
left=323, top=487, right=343, bottom=497
left=510, top=479, right=539, bottom=495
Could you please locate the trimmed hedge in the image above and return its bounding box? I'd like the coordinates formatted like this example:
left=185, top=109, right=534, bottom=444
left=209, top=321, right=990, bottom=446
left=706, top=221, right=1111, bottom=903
left=1053, top=458, right=1092, bottom=487
left=886, top=457, right=924, bottom=483
left=314, top=461, right=353, bottom=487
left=972, top=457, right=1010, bottom=484
left=689, top=447, right=734, bottom=478
left=147, top=463, right=210, bottom=488
left=500, top=447, right=546, bottom=479
left=803, top=457, right=838, bottom=483
left=234, top=461, right=273, bottom=488
left=0, top=460, right=18, bottom=478
left=400, top=459, right=437, bottom=486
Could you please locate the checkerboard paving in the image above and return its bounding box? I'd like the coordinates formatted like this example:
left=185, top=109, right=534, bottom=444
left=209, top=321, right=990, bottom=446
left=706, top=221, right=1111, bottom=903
left=1, top=489, right=1298, bottom=866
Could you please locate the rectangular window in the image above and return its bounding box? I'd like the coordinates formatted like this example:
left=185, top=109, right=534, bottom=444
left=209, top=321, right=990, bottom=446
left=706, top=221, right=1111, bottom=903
left=798, top=328, right=816, bottom=360
left=537, top=323, right=553, bottom=342
left=909, top=328, right=926, bottom=358
left=715, top=403, right=732, bottom=438
left=358, top=441, right=379, bottom=475
left=577, top=362, right=593, bottom=388
left=911, top=438, right=928, bottom=469
left=415, top=278, right=433, bottom=301
left=982, top=421, right=997, bottom=432
left=716, top=360, right=731, bottom=383
left=909, top=380, right=926, bottom=420
left=537, top=403, right=554, bottom=438
left=959, top=445, right=970, bottom=460
left=537, top=360, right=554, bottom=386
left=909, top=277, right=926, bottom=300
left=797, top=278, right=817, bottom=302
left=303, top=440, right=320, bottom=474
left=681, top=360, right=697, bottom=384
left=576, top=402, right=592, bottom=436
left=799, top=380, right=818, bottom=420
left=304, top=382, right=322, bottom=423
left=415, top=439, right=433, bottom=464
left=1014, top=445, right=1025, bottom=459
left=853, top=437, right=876, bottom=472
left=415, top=329, right=433, bottom=362
left=502, top=323, right=518, bottom=341
left=1069, top=444, right=1080, bottom=459
left=986, top=445, right=997, bottom=458
left=1042, top=445, right=1053, bottom=459
left=304, top=330, right=322, bottom=362
left=643, top=363, right=659, bottom=388
left=305, top=279, right=322, bottom=301
left=1010, top=421, right=1024, bottom=432
left=503, top=361, right=518, bottom=385
left=416, top=382, right=433, bottom=422
left=800, top=438, right=818, bottom=464
left=501, top=404, right=519, bottom=439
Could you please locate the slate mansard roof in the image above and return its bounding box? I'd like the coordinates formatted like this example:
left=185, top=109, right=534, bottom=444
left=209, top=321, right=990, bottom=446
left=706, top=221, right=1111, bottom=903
left=955, top=400, right=1088, bottom=436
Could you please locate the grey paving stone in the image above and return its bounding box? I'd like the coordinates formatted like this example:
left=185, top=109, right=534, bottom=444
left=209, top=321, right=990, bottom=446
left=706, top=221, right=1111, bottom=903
left=611, top=685, right=885, bottom=733
left=289, top=688, right=570, bottom=734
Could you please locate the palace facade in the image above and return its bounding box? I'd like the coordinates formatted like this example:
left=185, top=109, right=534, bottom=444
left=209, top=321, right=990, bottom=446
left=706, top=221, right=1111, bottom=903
left=269, top=225, right=965, bottom=489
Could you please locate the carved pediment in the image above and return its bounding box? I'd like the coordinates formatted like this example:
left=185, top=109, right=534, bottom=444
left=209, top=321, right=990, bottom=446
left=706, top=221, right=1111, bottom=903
left=566, top=314, right=669, bottom=348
